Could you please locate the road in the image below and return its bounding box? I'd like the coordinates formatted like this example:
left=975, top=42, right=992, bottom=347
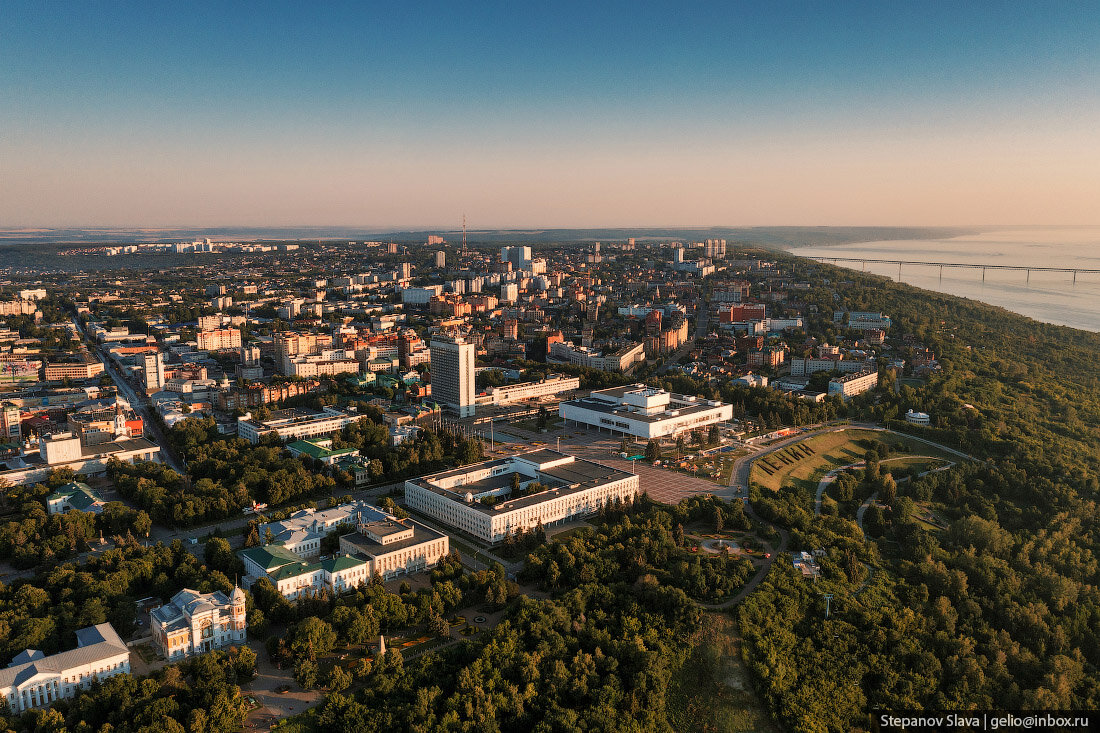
left=72, top=317, right=188, bottom=475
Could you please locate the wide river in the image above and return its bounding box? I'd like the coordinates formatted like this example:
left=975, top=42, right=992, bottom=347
left=791, top=228, right=1100, bottom=332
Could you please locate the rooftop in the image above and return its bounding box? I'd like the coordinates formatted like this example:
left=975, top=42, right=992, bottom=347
left=408, top=450, right=634, bottom=515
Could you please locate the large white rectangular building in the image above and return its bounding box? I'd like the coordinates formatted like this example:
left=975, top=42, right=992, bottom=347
left=405, top=450, right=639, bottom=543
left=559, top=384, right=732, bottom=440
left=237, top=406, right=362, bottom=444
left=430, top=336, right=475, bottom=417
left=0, top=624, right=130, bottom=714
left=475, top=374, right=580, bottom=406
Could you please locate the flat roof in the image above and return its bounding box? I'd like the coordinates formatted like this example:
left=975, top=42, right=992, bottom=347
left=408, top=450, right=634, bottom=515
left=341, top=519, right=445, bottom=558
left=561, top=395, right=723, bottom=424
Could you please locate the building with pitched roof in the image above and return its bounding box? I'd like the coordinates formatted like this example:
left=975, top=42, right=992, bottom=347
left=46, top=481, right=106, bottom=515
left=239, top=507, right=449, bottom=600
left=0, top=623, right=130, bottom=713
left=150, top=587, right=246, bottom=660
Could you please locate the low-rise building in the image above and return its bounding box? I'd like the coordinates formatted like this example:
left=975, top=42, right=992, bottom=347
left=405, top=450, right=638, bottom=543
left=905, top=409, right=931, bottom=426
left=0, top=624, right=130, bottom=714
left=559, top=385, right=732, bottom=440
left=150, top=587, right=247, bottom=660
left=240, top=506, right=448, bottom=599
left=475, top=374, right=580, bottom=406
left=46, top=481, right=105, bottom=515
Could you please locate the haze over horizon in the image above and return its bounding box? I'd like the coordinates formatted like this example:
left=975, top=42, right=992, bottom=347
left=3, top=2, right=1099, bottom=228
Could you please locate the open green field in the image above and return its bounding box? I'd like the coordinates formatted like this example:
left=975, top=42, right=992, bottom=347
left=667, top=612, right=779, bottom=733
left=749, top=429, right=957, bottom=493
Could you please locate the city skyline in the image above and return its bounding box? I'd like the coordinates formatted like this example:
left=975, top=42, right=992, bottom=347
left=3, top=2, right=1100, bottom=228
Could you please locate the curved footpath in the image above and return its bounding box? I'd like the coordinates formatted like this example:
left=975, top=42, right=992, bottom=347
left=710, top=422, right=976, bottom=610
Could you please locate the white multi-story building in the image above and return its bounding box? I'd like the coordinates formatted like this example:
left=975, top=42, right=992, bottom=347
left=905, top=409, right=931, bottom=426
left=150, top=587, right=247, bottom=660
left=405, top=450, right=639, bottom=543
left=430, top=336, right=475, bottom=417
left=559, top=385, right=732, bottom=440
left=285, top=355, right=360, bottom=378
left=846, top=312, right=892, bottom=331
left=828, top=369, right=879, bottom=398
left=789, top=357, right=876, bottom=377
left=236, top=406, right=362, bottom=444
left=475, top=374, right=580, bottom=406
left=500, top=246, right=532, bottom=271
left=143, top=352, right=165, bottom=394
left=0, top=624, right=130, bottom=714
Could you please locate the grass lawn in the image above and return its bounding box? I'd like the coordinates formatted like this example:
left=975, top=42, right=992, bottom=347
left=749, top=429, right=958, bottom=494
left=667, top=612, right=779, bottom=733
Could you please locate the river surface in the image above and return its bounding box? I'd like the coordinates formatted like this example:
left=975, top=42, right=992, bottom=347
left=792, top=228, right=1100, bottom=332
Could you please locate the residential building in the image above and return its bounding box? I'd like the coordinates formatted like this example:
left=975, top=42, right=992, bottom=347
left=430, top=336, right=475, bottom=417
left=150, top=587, right=247, bottom=660
left=143, top=352, right=165, bottom=394
left=0, top=624, right=130, bottom=714
left=559, top=385, right=732, bottom=439
left=789, top=357, right=875, bottom=377
left=500, top=246, right=532, bottom=271
left=828, top=369, right=879, bottom=398
left=196, top=328, right=242, bottom=352
left=405, top=450, right=638, bottom=543
left=240, top=507, right=448, bottom=599
left=236, top=406, right=362, bottom=445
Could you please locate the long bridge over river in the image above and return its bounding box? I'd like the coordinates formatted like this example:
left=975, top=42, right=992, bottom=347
left=809, top=256, right=1100, bottom=284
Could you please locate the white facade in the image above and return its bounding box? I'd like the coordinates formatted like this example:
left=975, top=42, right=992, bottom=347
left=405, top=450, right=639, bottom=543
left=476, top=375, right=580, bottom=406
left=0, top=624, right=130, bottom=714
left=430, top=336, right=475, bottom=417
left=559, top=385, right=733, bottom=440
left=790, top=358, right=875, bottom=377
left=237, top=406, right=362, bottom=444
left=151, top=587, right=247, bottom=660
left=828, top=369, right=879, bottom=398
left=143, top=351, right=165, bottom=394
left=905, top=409, right=931, bottom=426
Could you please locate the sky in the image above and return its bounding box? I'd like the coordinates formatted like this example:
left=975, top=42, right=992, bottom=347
left=2, top=1, right=1100, bottom=229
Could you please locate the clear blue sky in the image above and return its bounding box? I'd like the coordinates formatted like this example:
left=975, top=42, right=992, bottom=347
left=3, top=1, right=1099, bottom=227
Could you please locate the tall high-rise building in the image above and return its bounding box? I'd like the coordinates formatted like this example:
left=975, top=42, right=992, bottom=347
left=143, top=352, right=165, bottom=395
left=434, top=251, right=446, bottom=268
left=500, top=246, right=532, bottom=271
left=430, top=336, right=475, bottom=418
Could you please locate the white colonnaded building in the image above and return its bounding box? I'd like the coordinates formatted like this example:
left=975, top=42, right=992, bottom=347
left=0, top=623, right=131, bottom=713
